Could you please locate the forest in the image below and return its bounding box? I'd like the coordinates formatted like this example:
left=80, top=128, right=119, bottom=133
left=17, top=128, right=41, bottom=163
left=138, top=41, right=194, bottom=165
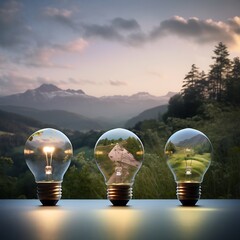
left=0, top=42, right=240, bottom=199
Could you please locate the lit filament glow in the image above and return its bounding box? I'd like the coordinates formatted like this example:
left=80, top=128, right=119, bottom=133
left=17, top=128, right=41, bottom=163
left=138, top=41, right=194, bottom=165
left=43, top=146, right=55, bottom=175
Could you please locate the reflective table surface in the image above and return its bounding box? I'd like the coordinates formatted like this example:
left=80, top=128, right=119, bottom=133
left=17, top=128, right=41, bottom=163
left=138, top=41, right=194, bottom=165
left=0, top=200, right=240, bottom=240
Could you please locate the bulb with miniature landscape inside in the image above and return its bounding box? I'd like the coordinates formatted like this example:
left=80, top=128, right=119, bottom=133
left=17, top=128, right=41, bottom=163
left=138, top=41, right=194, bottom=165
left=164, top=128, right=212, bottom=206
left=94, top=128, right=144, bottom=206
left=24, top=128, right=73, bottom=206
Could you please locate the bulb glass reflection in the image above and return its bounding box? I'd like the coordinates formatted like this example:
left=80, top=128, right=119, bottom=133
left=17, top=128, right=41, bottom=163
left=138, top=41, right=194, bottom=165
left=24, top=128, right=73, bottom=205
left=94, top=128, right=144, bottom=206
left=165, top=128, right=212, bottom=205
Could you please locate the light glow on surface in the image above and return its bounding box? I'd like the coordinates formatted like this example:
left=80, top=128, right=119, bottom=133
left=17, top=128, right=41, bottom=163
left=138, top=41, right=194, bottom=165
left=171, top=207, right=220, bottom=240
left=26, top=208, right=69, bottom=240
left=97, top=207, right=142, bottom=240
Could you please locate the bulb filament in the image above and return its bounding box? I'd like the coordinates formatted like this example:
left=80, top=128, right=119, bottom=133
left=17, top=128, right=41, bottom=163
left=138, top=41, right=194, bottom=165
left=43, top=146, right=55, bottom=175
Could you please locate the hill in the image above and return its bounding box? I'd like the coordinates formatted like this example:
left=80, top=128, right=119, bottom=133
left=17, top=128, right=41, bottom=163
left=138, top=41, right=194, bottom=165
left=0, top=109, right=46, bottom=135
left=0, top=105, right=103, bottom=132
left=125, top=104, right=168, bottom=128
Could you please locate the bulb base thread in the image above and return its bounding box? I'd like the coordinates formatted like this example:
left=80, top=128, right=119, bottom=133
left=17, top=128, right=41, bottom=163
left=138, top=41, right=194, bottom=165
left=177, top=183, right=201, bottom=206
left=37, top=182, right=62, bottom=206
left=107, top=185, right=132, bottom=206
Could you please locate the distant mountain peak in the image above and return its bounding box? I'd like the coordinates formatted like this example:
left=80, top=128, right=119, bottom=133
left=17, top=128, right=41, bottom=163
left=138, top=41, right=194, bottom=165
left=66, top=88, right=85, bottom=94
left=35, top=84, right=61, bottom=92
left=132, top=92, right=152, bottom=96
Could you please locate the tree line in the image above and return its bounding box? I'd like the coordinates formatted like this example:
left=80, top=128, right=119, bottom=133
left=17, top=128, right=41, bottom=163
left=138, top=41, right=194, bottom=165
left=165, top=42, right=240, bottom=119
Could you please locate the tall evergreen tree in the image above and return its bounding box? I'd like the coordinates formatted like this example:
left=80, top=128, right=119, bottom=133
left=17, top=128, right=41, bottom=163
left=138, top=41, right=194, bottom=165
left=226, top=57, right=240, bottom=104
left=197, top=71, right=208, bottom=100
left=208, top=42, right=231, bottom=101
left=181, top=64, right=202, bottom=117
left=181, top=64, right=200, bottom=93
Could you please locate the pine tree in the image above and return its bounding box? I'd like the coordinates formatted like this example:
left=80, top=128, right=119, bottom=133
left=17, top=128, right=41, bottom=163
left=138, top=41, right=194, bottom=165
left=197, top=71, right=208, bottom=100
left=181, top=64, right=202, bottom=117
left=181, top=64, right=200, bottom=94
left=208, top=42, right=231, bottom=101
left=226, top=57, right=240, bottom=104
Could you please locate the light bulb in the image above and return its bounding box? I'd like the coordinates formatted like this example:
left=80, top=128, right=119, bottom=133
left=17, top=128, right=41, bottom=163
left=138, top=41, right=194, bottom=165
left=24, top=128, right=73, bottom=206
left=164, top=128, right=212, bottom=206
left=94, top=128, right=144, bottom=206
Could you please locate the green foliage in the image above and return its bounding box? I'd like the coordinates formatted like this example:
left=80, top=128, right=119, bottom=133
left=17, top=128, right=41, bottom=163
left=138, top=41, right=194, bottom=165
left=134, top=154, right=175, bottom=199
left=62, top=152, right=106, bottom=198
left=0, top=157, right=17, bottom=198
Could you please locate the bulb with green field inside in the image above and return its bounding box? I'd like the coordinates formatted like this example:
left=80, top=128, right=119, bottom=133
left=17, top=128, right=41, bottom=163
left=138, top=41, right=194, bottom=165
left=165, top=128, right=212, bottom=206
left=94, top=128, right=144, bottom=206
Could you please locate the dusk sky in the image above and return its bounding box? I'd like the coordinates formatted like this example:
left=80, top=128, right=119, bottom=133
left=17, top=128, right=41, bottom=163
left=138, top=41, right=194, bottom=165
left=0, top=0, right=240, bottom=97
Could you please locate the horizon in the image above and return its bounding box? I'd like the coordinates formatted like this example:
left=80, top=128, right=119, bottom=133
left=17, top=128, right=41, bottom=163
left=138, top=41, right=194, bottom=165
left=0, top=83, right=177, bottom=98
left=0, top=0, right=240, bottom=97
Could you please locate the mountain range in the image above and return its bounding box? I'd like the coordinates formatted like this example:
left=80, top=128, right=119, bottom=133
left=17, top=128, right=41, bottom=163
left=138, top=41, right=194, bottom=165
left=177, top=134, right=208, bottom=147
left=0, top=84, right=175, bottom=130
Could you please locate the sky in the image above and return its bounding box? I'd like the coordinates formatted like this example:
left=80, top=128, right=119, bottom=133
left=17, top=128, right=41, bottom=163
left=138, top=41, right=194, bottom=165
left=0, top=0, right=240, bottom=97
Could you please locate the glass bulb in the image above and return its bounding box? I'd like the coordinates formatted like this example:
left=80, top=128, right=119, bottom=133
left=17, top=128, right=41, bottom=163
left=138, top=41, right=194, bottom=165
left=24, top=128, right=73, bottom=206
left=164, top=128, right=212, bottom=206
left=94, top=128, right=144, bottom=206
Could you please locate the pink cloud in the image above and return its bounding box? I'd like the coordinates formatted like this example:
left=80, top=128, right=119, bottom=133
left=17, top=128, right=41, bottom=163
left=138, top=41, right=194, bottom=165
left=44, top=7, right=72, bottom=18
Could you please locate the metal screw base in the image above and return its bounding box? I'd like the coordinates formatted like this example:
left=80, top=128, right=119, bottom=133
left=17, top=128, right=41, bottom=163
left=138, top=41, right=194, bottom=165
left=177, top=183, right=201, bottom=206
left=107, top=185, right=132, bottom=206
left=37, top=182, right=62, bottom=206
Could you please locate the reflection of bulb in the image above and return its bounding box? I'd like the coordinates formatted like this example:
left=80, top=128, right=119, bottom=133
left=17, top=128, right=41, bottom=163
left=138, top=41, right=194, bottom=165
left=24, top=128, right=73, bottom=206
left=94, top=128, right=144, bottom=206
left=165, top=128, right=212, bottom=206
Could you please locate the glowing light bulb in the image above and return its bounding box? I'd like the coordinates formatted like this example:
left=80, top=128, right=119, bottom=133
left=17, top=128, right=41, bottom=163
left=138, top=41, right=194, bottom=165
left=24, top=128, right=73, bottom=206
left=164, top=128, right=212, bottom=206
left=94, top=128, right=144, bottom=206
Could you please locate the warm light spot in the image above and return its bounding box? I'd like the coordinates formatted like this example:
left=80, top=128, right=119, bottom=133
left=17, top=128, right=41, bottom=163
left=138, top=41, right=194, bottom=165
left=43, top=146, right=55, bottom=154
left=24, top=149, right=34, bottom=154
left=26, top=208, right=68, bottom=240
left=64, top=149, right=73, bottom=154
left=171, top=207, right=219, bottom=239
left=136, top=150, right=144, bottom=155
left=97, top=208, right=142, bottom=240
left=95, top=150, right=103, bottom=155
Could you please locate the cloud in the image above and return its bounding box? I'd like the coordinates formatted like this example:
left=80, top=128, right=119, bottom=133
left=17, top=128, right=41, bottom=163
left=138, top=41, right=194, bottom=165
left=0, top=73, right=44, bottom=95
left=0, top=0, right=31, bottom=48
left=44, top=7, right=72, bottom=18
left=68, top=78, right=97, bottom=85
left=227, top=16, right=240, bottom=34
left=43, top=8, right=144, bottom=44
left=82, top=18, right=146, bottom=46
left=82, top=23, right=124, bottom=41
left=17, top=38, right=88, bottom=68
left=109, top=80, right=127, bottom=86
left=111, top=18, right=141, bottom=31
left=80, top=16, right=240, bottom=48
left=41, top=10, right=240, bottom=48
left=54, top=38, right=88, bottom=52
left=150, top=16, right=236, bottom=45
left=43, top=7, right=77, bottom=30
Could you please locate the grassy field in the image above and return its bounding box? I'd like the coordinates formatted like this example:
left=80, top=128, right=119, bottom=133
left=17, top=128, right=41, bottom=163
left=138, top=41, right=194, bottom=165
left=167, top=149, right=211, bottom=182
